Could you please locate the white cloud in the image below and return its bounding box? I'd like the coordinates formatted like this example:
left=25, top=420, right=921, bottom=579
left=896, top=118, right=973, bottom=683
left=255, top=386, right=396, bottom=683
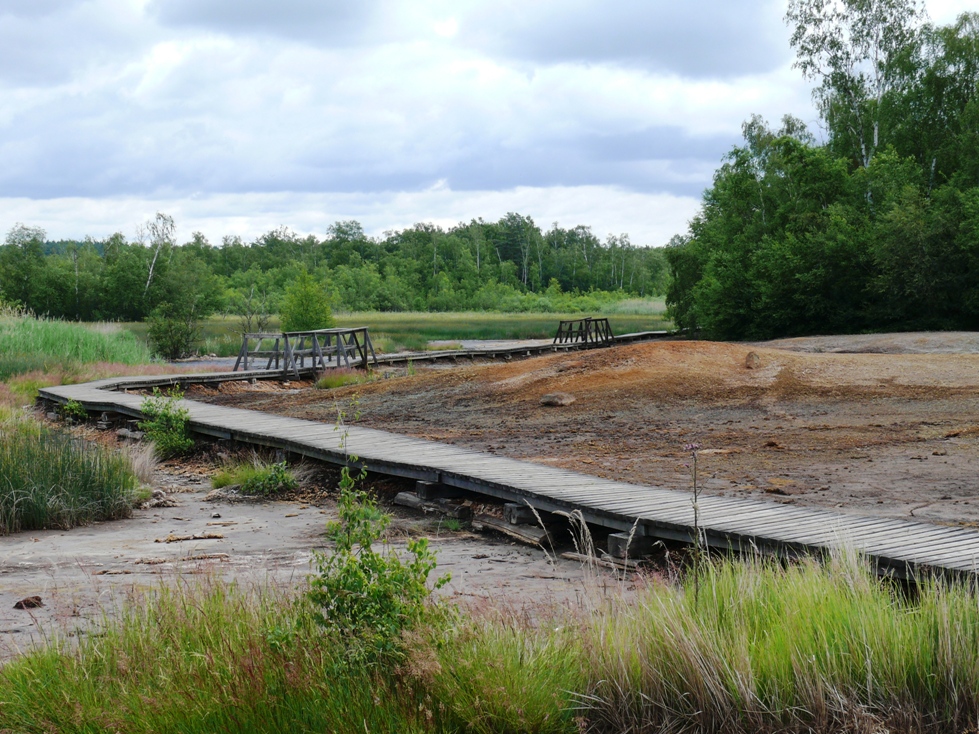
left=0, top=185, right=701, bottom=247
left=0, top=0, right=962, bottom=244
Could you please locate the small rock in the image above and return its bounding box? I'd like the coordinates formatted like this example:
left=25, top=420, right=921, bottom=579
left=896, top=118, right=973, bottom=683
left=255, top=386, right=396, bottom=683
left=211, top=512, right=221, bottom=519
left=14, top=596, right=43, bottom=610
left=744, top=351, right=761, bottom=369
left=540, top=392, right=576, bottom=407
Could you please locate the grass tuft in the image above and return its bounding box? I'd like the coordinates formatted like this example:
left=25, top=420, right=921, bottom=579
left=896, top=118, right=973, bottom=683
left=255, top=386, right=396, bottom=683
left=0, top=414, right=141, bottom=534
left=315, top=367, right=372, bottom=390
left=0, top=579, right=435, bottom=733
left=7, top=555, right=979, bottom=732
left=212, top=458, right=299, bottom=496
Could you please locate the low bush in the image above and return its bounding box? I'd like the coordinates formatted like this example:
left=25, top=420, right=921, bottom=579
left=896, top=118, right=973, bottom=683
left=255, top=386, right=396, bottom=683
left=59, top=399, right=87, bottom=422
left=309, top=483, right=450, bottom=663
left=0, top=415, right=140, bottom=534
left=138, top=388, right=194, bottom=458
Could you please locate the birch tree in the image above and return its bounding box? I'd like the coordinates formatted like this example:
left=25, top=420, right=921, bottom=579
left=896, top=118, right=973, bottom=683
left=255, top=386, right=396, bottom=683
left=786, top=0, right=926, bottom=168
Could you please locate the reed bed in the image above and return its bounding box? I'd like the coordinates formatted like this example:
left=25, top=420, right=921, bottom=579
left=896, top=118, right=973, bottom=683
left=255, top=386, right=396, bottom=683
left=0, top=415, right=141, bottom=534
left=0, top=311, right=153, bottom=381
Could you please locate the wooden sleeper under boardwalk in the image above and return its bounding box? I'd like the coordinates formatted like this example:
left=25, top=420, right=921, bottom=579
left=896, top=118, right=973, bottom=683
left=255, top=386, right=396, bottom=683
left=39, top=372, right=979, bottom=578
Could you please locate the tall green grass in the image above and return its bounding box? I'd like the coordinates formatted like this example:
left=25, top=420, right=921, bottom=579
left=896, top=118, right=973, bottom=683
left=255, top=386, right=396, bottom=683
left=7, top=556, right=979, bottom=732
left=0, top=415, right=141, bottom=534
left=433, top=554, right=979, bottom=733
left=0, top=311, right=153, bottom=380
left=0, top=580, right=436, bottom=733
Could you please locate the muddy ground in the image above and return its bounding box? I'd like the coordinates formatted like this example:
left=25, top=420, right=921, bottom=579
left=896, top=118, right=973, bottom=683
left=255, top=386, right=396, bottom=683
left=193, top=333, right=979, bottom=527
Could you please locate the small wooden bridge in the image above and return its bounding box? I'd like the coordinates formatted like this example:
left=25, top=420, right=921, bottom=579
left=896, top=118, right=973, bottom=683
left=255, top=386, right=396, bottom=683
left=553, top=317, right=615, bottom=347
left=37, top=370, right=979, bottom=579
left=234, top=328, right=378, bottom=377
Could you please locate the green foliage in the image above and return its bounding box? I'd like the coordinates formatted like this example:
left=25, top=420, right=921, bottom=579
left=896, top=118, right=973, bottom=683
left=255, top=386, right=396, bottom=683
left=212, top=460, right=298, bottom=496
left=0, top=211, right=671, bottom=331
left=60, top=398, right=87, bottom=422
left=280, top=267, right=335, bottom=332
left=0, top=415, right=139, bottom=534
left=147, top=302, right=201, bottom=360
left=138, top=387, right=194, bottom=458
left=669, top=9, right=979, bottom=340
left=308, top=483, right=449, bottom=663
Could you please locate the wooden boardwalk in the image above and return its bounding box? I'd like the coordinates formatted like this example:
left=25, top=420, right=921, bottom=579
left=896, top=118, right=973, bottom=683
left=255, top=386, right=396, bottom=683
left=38, top=371, right=979, bottom=578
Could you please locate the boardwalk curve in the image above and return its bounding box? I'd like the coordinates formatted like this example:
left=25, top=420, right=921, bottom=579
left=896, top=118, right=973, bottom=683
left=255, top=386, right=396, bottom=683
left=38, top=370, right=979, bottom=578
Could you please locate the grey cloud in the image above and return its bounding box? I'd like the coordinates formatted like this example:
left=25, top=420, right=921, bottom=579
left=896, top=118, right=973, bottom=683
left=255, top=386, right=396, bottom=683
left=0, top=1, right=149, bottom=85
left=438, top=131, right=723, bottom=198
left=0, top=78, right=728, bottom=199
left=459, top=0, right=792, bottom=78
left=0, top=0, right=76, bottom=18
left=148, top=0, right=377, bottom=43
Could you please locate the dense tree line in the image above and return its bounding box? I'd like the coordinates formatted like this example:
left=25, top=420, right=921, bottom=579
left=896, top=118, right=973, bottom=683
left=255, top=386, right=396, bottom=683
left=0, top=213, right=668, bottom=328
left=666, top=3, right=979, bottom=339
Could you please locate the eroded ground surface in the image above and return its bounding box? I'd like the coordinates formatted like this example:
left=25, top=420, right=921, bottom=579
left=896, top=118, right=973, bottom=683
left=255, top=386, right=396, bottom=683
left=0, top=460, right=623, bottom=660
left=192, top=333, right=979, bottom=527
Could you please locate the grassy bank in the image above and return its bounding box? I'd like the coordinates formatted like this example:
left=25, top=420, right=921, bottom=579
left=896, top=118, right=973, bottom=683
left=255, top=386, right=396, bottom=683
left=4, top=554, right=979, bottom=733
left=0, top=413, right=143, bottom=534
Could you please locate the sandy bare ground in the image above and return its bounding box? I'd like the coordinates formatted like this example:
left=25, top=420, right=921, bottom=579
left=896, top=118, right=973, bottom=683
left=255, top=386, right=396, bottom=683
left=0, top=461, right=620, bottom=661
left=193, top=333, right=979, bottom=528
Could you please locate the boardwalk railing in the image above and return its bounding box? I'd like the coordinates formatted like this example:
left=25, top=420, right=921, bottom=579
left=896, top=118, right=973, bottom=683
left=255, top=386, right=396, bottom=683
left=553, top=317, right=614, bottom=346
left=234, top=327, right=378, bottom=377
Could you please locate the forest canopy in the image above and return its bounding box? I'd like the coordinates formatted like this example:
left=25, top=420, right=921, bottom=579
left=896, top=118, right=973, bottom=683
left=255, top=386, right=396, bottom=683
left=0, top=213, right=668, bottom=324
left=666, top=3, right=979, bottom=340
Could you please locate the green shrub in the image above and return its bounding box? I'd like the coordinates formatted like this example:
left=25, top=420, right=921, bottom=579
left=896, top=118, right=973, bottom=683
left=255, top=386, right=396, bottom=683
left=308, top=484, right=449, bottom=663
left=212, top=460, right=298, bottom=496
left=147, top=302, right=201, bottom=360
left=280, top=268, right=335, bottom=332
left=0, top=416, right=140, bottom=534
left=60, top=398, right=87, bottom=422
left=138, top=388, right=194, bottom=458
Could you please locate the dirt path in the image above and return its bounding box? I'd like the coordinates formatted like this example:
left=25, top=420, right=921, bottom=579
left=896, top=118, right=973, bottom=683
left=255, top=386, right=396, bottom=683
left=192, top=335, right=979, bottom=528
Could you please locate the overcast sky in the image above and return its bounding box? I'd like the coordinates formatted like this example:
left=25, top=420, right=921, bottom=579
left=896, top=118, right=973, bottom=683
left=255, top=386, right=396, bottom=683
left=0, top=0, right=972, bottom=247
